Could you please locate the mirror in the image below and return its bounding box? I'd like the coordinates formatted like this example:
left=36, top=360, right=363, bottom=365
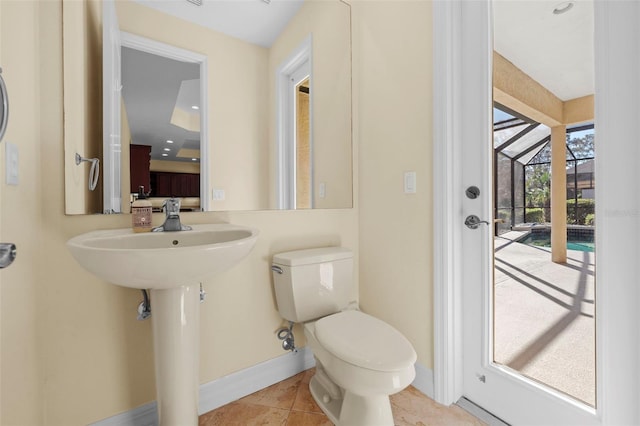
left=63, top=0, right=352, bottom=214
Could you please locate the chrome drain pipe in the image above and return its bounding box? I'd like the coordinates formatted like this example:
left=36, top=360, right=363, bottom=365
left=137, top=289, right=151, bottom=320
left=138, top=284, right=205, bottom=321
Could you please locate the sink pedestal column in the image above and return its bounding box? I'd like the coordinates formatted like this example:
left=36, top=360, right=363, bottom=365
left=151, top=284, right=200, bottom=425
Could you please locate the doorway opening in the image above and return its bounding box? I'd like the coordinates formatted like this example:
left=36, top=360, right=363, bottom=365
left=492, top=105, right=596, bottom=406
left=276, top=36, right=313, bottom=210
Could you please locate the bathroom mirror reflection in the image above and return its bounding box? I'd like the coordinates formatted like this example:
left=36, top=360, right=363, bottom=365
left=63, top=0, right=352, bottom=215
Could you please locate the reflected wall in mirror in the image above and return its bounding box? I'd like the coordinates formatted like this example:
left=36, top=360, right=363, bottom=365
left=63, top=0, right=352, bottom=215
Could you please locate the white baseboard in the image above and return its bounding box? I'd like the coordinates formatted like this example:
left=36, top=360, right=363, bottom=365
left=199, top=347, right=315, bottom=414
left=92, top=350, right=434, bottom=426
left=91, top=348, right=314, bottom=426
left=90, top=401, right=158, bottom=426
left=412, top=362, right=435, bottom=399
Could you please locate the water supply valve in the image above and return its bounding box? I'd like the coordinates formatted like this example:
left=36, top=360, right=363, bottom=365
left=200, top=283, right=207, bottom=303
left=277, top=321, right=297, bottom=352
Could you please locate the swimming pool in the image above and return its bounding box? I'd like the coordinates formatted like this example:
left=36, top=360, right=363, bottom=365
left=518, top=228, right=595, bottom=253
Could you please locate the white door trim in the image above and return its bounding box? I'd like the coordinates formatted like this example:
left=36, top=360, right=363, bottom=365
left=591, top=2, right=640, bottom=424
left=103, top=0, right=122, bottom=214
left=432, top=0, right=463, bottom=407
left=433, top=1, right=640, bottom=423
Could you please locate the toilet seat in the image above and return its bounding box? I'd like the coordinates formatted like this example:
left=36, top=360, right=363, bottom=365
left=314, top=310, right=416, bottom=372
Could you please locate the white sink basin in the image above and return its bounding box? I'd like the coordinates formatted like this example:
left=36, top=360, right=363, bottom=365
left=67, top=223, right=259, bottom=289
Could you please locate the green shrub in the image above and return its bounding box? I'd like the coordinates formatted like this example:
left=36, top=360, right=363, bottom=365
left=585, top=213, right=595, bottom=226
left=567, top=199, right=595, bottom=225
left=525, top=208, right=545, bottom=223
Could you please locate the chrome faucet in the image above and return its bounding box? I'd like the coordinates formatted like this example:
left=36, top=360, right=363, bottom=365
left=152, top=198, right=192, bottom=232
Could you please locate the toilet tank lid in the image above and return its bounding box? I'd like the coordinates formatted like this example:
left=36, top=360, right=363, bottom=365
left=273, top=247, right=352, bottom=266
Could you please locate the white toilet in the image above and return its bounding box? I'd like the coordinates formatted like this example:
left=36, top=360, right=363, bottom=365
left=271, top=247, right=416, bottom=426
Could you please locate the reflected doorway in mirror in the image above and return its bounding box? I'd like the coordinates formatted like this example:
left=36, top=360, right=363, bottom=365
left=276, top=36, right=312, bottom=210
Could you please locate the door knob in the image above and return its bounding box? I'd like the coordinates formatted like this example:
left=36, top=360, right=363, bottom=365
left=465, top=215, right=489, bottom=229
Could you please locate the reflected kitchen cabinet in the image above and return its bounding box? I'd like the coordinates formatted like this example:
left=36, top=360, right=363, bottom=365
left=150, top=172, right=199, bottom=198
left=130, top=144, right=151, bottom=193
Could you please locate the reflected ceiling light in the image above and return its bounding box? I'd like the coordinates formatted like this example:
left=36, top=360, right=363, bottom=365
left=164, top=148, right=171, bottom=152
left=172, top=79, right=201, bottom=132
left=552, top=1, right=574, bottom=15
left=192, top=158, right=197, bottom=161
left=162, top=153, right=168, bottom=157
left=166, top=140, right=174, bottom=144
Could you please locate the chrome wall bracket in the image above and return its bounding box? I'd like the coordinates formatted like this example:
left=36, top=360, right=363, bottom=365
left=0, top=68, right=9, bottom=144
left=0, top=243, right=16, bottom=269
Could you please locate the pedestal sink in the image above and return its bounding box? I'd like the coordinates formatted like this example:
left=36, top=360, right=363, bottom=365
left=67, top=224, right=259, bottom=425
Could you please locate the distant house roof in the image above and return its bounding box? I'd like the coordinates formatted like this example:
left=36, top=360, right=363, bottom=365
left=566, top=159, right=594, bottom=175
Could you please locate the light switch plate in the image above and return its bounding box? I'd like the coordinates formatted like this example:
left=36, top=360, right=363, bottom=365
left=319, top=182, right=326, bottom=198
left=404, top=171, right=416, bottom=194
left=5, top=142, right=18, bottom=186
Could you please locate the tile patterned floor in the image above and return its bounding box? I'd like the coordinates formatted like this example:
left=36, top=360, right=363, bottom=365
left=199, top=368, right=486, bottom=425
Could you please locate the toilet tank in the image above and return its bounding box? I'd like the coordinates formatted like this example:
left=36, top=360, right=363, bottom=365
left=272, top=247, right=353, bottom=323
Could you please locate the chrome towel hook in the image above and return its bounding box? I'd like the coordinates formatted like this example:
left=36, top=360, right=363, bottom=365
left=75, top=153, right=100, bottom=191
left=0, top=68, right=9, bottom=144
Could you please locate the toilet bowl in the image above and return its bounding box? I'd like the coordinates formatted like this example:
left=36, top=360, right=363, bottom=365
left=304, top=310, right=416, bottom=424
left=271, top=247, right=417, bottom=425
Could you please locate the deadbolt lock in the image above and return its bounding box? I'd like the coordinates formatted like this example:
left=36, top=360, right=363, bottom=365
left=465, top=186, right=481, bottom=199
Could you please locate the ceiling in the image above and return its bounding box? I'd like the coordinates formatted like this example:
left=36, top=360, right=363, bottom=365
left=493, top=0, right=594, bottom=101
left=121, top=47, right=201, bottom=163
left=133, top=0, right=305, bottom=48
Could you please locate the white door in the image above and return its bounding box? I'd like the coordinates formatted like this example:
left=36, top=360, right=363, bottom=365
left=434, top=1, right=640, bottom=425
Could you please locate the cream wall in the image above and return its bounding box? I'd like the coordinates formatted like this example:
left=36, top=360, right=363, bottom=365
left=0, top=1, right=44, bottom=424
left=63, top=0, right=102, bottom=214
left=1, top=0, right=436, bottom=423
left=354, top=0, right=434, bottom=369
left=0, top=1, right=358, bottom=425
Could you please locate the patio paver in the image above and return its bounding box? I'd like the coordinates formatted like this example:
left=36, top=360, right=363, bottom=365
left=493, top=237, right=595, bottom=406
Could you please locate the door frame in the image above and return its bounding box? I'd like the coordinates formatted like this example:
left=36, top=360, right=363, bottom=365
left=432, top=1, right=640, bottom=424
left=275, top=35, right=313, bottom=210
